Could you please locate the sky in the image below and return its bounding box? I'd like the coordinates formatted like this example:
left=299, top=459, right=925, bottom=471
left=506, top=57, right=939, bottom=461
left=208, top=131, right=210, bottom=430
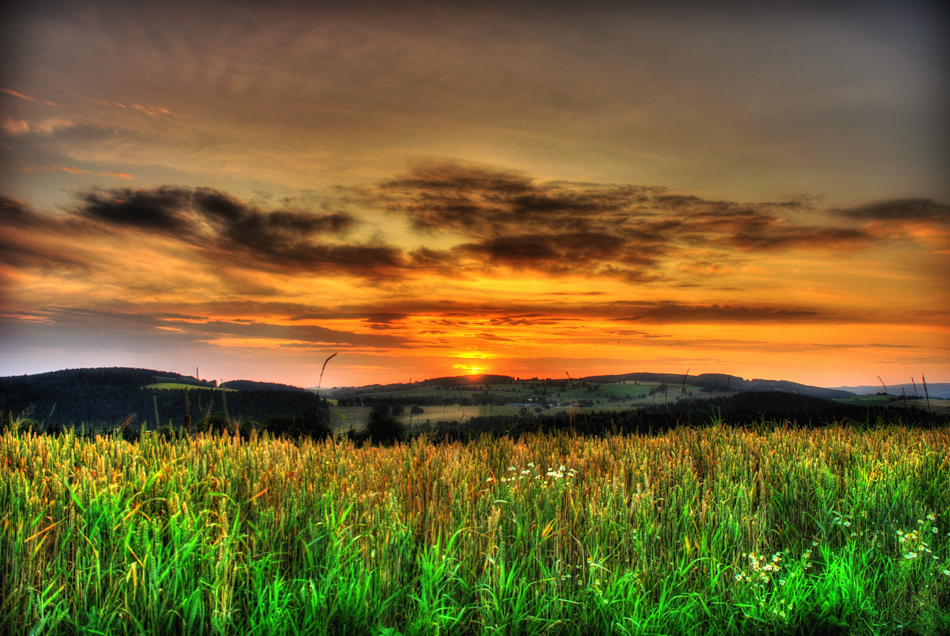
left=1, top=0, right=948, bottom=389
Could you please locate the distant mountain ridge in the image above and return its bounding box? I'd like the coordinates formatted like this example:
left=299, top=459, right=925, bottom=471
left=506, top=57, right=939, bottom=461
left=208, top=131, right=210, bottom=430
left=832, top=383, right=950, bottom=399
left=579, top=372, right=853, bottom=399
left=322, top=371, right=854, bottom=400
left=1, top=367, right=218, bottom=388
left=1, top=367, right=857, bottom=400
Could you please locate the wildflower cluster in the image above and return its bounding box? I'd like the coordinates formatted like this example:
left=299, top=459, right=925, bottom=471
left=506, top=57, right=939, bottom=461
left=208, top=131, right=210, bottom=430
left=831, top=512, right=863, bottom=538
left=487, top=461, right=578, bottom=485
left=735, top=549, right=807, bottom=624
left=735, top=551, right=785, bottom=585
left=897, top=514, right=939, bottom=562
left=796, top=542, right=818, bottom=573
left=768, top=601, right=795, bottom=621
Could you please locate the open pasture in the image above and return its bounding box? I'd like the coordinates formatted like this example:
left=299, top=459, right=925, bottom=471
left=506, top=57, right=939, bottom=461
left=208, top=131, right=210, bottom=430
left=2, top=422, right=949, bottom=635
left=330, top=403, right=659, bottom=433
left=335, top=380, right=676, bottom=404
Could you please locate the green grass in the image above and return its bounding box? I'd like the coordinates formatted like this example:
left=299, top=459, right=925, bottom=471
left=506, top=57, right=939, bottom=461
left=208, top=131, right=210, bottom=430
left=2, top=422, right=949, bottom=635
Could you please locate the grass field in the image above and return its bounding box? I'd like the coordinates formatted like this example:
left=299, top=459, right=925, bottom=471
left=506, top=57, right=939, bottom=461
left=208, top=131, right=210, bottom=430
left=2, top=420, right=949, bottom=635
left=330, top=402, right=687, bottom=434
left=334, top=380, right=709, bottom=406
left=331, top=382, right=724, bottom=433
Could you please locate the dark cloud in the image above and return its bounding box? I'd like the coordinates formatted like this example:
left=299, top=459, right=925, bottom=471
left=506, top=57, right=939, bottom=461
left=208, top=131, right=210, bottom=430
left=406, top=246, right=459, bottom=270
left=723, top=226, right=870, bottom=251
left=0, top=196, right=35, bottom=225
left=53, top=185, right=416, bottom=278
left=604, top=300, right=827, bottom=323
left=477, top=333, right=516, bottom=342
left=363, top=313, right=408, bottom=324
left=287, top=297, right=851, bottom=326
left=167, top=317, right=411, bottom=350
left=460, top=232, right=637, bottom=264
left=144, top=296, right=944, bottom=331
left=0, top=196, right=70, bottom=231
left=488, top=313, right=562, bottom=327
left=79, top=185, right=355, bottom=239
left=5, top=167, right=948, bottom=289
left=453, top=231, right=664, bottom=281
left=237, top=242, right=407, bottom=277
left=371, top=163, right=659, bottom=238
left=0, top=197, right=91, bottom=273
left=838, top=198, right=950, bottom=223
left=363, top=313, right=408, bottom=330
left=0, top=237, right=89, bottom=272
left=1, top=186, right=426, bottom=282
left=370, top=164, right=811, bottom=244
left=79, top=186, right=193, bottom=230
left=359, top=163, right=890, bottom=279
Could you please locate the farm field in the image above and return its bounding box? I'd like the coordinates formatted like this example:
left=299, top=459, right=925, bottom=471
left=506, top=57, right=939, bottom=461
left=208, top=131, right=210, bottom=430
left=330, top=404, right=644, bottom=433
left=329, top=400, right=721, bottom=435
left=2, top=422, right=949, bottom=635
left=330, top=380, right=734, bottom=432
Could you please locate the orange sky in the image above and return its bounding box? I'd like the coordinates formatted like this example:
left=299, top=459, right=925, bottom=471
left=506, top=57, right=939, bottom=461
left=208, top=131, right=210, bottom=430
left=1, top=1, right=948, bottom=388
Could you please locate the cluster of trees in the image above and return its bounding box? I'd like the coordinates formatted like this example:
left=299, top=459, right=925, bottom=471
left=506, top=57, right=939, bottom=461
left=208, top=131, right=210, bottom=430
left=0, top=368, right=335, bottom=440
left=2, top=386, right=327, bottom=432
left=421, top=393, right=947, bottom=443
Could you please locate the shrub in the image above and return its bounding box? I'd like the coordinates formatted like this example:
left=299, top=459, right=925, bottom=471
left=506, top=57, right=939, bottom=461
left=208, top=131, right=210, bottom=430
left=366, top=404, right=405, bottom=445
left=263, top=410, right=332, bottom=441
left=202, top=412, right=230, bottom=434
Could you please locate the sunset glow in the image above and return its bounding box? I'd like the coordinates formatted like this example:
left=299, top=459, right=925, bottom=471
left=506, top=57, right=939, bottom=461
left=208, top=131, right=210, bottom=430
left=1, top=1, right=948, bottom=388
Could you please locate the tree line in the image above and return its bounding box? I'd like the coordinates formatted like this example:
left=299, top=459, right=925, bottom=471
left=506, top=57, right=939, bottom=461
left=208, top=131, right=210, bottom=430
left=1, top=368, right=333, bottom=439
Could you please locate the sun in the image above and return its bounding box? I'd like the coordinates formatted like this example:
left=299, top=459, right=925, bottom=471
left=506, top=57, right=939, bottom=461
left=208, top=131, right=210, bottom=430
left=453, top=364, right=485, bottom=375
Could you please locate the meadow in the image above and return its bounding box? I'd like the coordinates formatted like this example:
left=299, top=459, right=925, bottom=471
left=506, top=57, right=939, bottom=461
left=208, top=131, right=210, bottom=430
left=1, top=421, right=948, bottom=636
left=330, top=381, right=734, bottom=434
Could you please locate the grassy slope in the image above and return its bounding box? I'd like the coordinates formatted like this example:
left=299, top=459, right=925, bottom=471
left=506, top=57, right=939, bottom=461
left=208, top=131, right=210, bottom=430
left=143, top=383, right=236, bottom=391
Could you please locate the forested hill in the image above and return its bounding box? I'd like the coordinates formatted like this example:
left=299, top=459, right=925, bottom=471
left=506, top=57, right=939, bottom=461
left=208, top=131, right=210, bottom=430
left=417, top=374, right=515, bottom=386
left=335, top=371, right=852, bottom=400
left=0, top=367, right=320, bottom=431
left=1, top=367, right=216, bottom=390
left=580, top=372, right=853, bottom=399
